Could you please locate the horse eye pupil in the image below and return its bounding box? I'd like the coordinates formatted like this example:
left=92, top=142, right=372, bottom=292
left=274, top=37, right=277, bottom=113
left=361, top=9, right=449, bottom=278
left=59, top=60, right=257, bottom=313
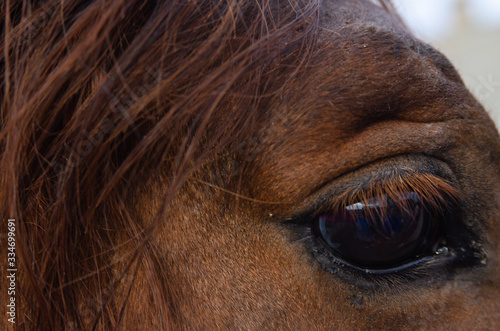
left=316, top=192, right=437, bottom=269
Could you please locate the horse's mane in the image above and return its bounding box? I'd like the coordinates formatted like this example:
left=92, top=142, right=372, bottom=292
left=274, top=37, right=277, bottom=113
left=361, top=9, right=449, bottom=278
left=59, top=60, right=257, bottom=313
left=0, top=0, right=394, bottom=328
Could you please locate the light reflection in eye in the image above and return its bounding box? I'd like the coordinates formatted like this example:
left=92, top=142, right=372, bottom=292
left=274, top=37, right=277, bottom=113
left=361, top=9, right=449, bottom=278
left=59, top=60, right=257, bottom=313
left=316, top=192, right=438, bottom=269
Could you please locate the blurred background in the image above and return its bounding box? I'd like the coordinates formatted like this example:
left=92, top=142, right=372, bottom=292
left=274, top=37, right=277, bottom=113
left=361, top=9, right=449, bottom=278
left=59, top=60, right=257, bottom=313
left=392, top=0, right=500, bottom=129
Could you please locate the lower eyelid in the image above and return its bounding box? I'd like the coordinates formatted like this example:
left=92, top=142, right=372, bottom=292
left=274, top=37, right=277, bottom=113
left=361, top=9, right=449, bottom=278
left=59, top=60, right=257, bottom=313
left=295, top=219, right=479, bottom=288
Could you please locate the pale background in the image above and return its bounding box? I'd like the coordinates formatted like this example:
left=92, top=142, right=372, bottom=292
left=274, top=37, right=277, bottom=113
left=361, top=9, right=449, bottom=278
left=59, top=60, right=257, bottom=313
left=392, top=0, right=500, bottom=130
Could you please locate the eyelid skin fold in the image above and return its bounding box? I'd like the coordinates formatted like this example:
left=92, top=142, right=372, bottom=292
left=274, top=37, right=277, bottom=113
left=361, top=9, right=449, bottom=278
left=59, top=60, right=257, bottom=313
left=275, top=154, right=463, bottom=224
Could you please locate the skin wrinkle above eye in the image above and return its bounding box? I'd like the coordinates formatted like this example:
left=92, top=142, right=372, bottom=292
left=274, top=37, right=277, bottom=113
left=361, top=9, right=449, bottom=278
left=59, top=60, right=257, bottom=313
left=251, top=119, right=464, bottom=204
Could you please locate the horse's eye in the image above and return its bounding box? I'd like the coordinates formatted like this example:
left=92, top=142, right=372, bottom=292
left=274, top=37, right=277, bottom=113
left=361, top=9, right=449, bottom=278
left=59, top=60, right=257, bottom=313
left=315, top=192, right=440, bottom=270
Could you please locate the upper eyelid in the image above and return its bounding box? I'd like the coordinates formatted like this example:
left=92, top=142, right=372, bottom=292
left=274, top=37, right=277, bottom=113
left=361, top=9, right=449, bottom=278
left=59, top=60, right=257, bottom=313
left=285, top=170, right=461, bottom=223
left=276, top=154, right=461, bottom=222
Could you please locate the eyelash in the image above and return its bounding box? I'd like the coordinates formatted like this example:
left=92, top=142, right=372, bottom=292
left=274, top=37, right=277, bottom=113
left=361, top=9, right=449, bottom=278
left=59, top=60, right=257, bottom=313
left=315, top=173, right=461, bottom=219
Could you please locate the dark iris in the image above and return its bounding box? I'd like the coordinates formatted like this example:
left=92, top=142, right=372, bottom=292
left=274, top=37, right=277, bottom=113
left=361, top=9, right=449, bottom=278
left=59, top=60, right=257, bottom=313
left=315, top=192, right=440, bottom=269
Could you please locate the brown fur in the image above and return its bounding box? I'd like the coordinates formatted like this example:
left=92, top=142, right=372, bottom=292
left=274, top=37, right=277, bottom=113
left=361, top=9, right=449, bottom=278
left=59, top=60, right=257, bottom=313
left=1, top=0, right=499, bottom=329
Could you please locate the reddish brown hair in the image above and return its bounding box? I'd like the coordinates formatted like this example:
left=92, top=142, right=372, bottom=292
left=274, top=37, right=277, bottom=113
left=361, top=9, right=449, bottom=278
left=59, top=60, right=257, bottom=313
left=0, top=0, right=333, bottom=329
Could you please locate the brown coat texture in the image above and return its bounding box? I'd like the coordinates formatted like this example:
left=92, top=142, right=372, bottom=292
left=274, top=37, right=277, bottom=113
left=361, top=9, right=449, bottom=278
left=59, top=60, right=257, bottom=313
left=1, top=0, right=499, bottom=329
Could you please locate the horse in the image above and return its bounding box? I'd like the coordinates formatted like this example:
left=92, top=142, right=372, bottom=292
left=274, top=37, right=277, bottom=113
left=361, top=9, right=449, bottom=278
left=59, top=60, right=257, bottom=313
left=1, top=0, right=499, bottom=329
